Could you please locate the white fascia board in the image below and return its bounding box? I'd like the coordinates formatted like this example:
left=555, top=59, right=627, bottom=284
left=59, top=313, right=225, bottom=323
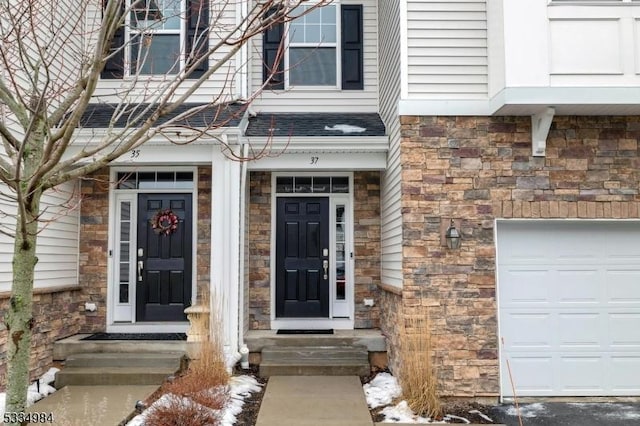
left=244, top=136, right=389, bottom=153
left=399, top=86, right=640, bottom=117
left=71, top=127, right=239, bottom=145
left=246, top=151, right=387, bottom=171
left=499, top=86, right=640, bottom=106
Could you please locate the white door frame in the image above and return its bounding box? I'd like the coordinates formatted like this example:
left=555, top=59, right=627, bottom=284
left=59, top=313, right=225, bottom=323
left=106, top=166, right=198, bottom=333
left=270, top=172, right=355, bottom=330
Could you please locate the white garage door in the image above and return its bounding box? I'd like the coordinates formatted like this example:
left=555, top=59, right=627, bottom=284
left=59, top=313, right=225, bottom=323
left=497, top=221, right=640, bottom=397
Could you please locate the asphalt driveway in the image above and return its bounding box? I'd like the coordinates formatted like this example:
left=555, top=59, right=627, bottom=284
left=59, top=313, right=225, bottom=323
left=490, top=402, right=640, bottom=426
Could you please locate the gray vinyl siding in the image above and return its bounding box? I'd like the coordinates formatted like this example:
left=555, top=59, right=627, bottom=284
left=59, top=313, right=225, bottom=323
left=0, top=181, right=80, bottom=292
left=249, top=0, right=379, bottom=113
left=378, top=0, right=402, bottom=288
left=406, top=0, right=488, bottom=99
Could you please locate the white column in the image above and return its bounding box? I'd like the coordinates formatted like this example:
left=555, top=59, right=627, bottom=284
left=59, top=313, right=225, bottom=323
left=211, top=144, right=241, bottom=353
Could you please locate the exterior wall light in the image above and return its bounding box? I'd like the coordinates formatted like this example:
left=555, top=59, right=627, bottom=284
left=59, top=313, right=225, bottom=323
left=445, top=219, right=461, bottom=250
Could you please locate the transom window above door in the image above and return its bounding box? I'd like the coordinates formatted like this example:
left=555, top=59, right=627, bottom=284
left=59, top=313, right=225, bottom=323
left=275, top=176, right=349, bottom=194
left=116, top=171, right=194, bottom=189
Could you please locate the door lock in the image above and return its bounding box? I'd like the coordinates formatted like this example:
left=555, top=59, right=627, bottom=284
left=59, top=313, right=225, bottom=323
left=323, top=259, right=329, bottom=280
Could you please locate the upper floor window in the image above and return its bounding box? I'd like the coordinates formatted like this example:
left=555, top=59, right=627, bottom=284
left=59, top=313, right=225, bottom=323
left=288, top=4, right=337, bottom=86
left=129, top=0, right=182, bottom=75
left=263, top=2, right=363, bottom=90
left=101, top=0, right=209, bottom=80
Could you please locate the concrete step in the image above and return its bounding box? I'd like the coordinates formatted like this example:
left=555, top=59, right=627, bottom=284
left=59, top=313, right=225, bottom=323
left=55, top=366, right=177, bottom=388
left=260, top=345, right=370, bottom=377
left=64, top=352, right=184, bottom=369
left=245, top=329, right=386, bottom=352
left=53, top=334, right=188, bottom=360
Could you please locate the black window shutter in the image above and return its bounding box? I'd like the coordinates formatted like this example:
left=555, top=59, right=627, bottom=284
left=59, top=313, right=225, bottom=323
left=262, top=7, right=284, bottom=90
left=186, top=0, right=209, bottom=79
left=341, top=5, right=364, bottom=90
left=101, top=0, right=125, bottom=79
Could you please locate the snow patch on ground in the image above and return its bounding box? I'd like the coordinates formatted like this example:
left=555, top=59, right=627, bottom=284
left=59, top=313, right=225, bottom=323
left=127, top=375, right=262, bottom=426
left=0, top=367, right=59, bottom=417
left=604, top=404, right=640, bottom=420
left=380, top=400, right=434, bottom=423
left=363, top=372, right=476, bottom=424
left=324, top=124, right=367, bottom=134
left=363, top=372, right=402, bottom=409
left=505, top=402, right=547, bottom=418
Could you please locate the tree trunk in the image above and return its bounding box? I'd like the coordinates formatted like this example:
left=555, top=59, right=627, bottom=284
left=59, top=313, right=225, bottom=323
left=4, top=194, right=41, bottom=416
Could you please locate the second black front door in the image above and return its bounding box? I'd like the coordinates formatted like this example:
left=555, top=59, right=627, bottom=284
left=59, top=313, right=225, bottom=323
left=276, top=197, right=330, bottom=318
left=137, top=193, right=192, bottom=322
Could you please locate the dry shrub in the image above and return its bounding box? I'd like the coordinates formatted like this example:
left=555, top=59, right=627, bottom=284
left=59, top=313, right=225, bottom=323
left=396, top=308, right=443, bottom=420
left=144, top=396, right=221, bottom=426
left=144, top=289, right=231, bottom=425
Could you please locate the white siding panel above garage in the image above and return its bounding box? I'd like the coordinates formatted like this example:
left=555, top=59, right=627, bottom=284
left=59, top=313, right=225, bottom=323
left=406, top=0, right=488, bottom=99
left=497, top=221, right=640, bottom=397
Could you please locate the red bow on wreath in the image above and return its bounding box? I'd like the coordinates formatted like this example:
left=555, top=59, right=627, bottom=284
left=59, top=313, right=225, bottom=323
left=150, top=208, right=179, bottom=236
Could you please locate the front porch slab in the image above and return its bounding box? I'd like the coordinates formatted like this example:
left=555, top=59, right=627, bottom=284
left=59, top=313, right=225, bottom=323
left=244, top=329, right=387, bottom=352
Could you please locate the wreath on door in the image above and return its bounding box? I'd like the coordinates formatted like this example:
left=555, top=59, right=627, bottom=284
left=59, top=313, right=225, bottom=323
left=150, top=208, right=179, bottom=236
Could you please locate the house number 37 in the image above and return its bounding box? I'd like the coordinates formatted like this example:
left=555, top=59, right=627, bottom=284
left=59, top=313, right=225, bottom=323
left=310, top=156, right=319, bottom=165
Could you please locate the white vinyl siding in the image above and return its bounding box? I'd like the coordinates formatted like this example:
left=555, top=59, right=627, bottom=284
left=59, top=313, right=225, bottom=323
left=0, top=181, right=80, bottom=292
left=92, top=1, right=238, bottom=103
left=250, top=0, right=379, bottom=113
left=378, top=0, right=402, bottom=288
left=406, top=0, right=488, bottom=99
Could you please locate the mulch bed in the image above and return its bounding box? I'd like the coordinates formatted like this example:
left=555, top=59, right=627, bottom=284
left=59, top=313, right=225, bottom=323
left=361, top=368, right=496, bottom=424
left=232, top=364, right=268, bottom=426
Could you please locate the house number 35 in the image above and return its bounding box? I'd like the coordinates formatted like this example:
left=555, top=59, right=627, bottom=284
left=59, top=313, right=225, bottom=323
left=130, top=150, right=140, bottom=159
left=310, top=156, right=319, bottom=165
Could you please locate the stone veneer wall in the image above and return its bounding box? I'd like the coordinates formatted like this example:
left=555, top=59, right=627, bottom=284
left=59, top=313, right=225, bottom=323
left=0, top=288, right=82, bottom=389
left=353, top=172, right=381, bottom=328
left=79, top=168, right=110, bottom=332
left=399, top=115, right=640, bottom=397
left=377, top=286, right=402, bottom=373
left=248, top=171, right=381, bottom=329
left=79, top=167, right=212, bottom=332
left=196, top=168, right=211, bottom=301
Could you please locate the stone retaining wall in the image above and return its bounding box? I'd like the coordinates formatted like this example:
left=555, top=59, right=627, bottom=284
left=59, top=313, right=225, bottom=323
left=0, top=287, right=82, bottom=390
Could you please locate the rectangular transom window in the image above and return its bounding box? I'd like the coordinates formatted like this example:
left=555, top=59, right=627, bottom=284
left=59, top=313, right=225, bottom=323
left=116, top=171, right=194, bottom=189
left=276, top=176, right=349, bottom=194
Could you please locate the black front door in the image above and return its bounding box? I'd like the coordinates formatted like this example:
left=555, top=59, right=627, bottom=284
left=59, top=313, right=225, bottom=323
left=276, top=197, right=330, bottom=318
left=137, top=193, right=192, bottom=321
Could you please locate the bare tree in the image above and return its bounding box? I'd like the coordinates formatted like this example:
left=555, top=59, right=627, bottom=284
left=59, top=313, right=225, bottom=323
left=0, top=0, right=327, bottom=414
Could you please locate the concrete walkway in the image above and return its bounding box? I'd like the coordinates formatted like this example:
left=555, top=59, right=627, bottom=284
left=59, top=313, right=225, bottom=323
left=26, top=385, right=156, bottom=425
left=256, top=376, right=373, bottom=426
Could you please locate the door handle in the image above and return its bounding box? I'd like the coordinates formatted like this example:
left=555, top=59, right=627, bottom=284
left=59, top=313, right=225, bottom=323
left=323, top=259, right=329, bottom=280
left=137, top=260, right=144, bottom=282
